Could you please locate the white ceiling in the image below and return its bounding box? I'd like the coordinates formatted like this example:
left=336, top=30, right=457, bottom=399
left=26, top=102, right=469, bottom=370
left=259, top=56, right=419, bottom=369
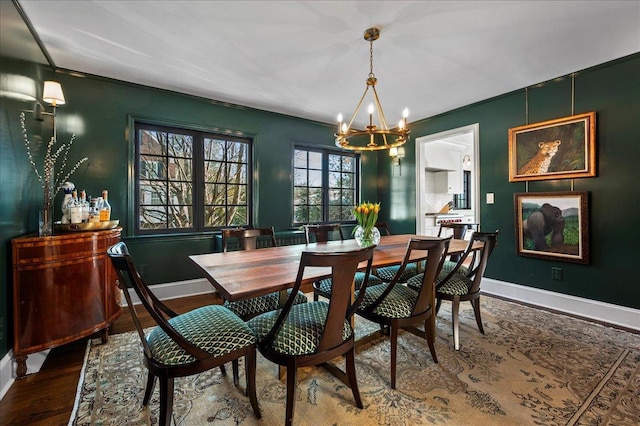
left=11, top=1, right=640, bottom=128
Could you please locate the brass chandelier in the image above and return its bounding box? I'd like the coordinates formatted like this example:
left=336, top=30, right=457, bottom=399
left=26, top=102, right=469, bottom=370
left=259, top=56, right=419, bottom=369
left=335, top=27, right=409, bottom=152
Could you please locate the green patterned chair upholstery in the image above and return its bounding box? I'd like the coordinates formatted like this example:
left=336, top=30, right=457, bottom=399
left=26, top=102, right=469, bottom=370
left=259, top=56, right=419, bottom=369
left=306, top=224, right=382, bottom=301
left=107, top=242, right=261, bottom=426
left=222, top=228, right=307, bottom=320
left=248, top=302, right=352, bottom=356
left=371, top=221, right=422, bottom=283
left=247, top=245, right=376, bottom=426
left=224, top=289, right=307, bottom=320
left=405, top=260, right=468, bottom=292
left=356, top=237, right=450, bottom=389
left=314, top=271, right=383, bottom=300
left=372, top=262, right=421, bottom=282
left=405, top=234, right=479, bottom=293
left=433, top=231, right=498, bottom=351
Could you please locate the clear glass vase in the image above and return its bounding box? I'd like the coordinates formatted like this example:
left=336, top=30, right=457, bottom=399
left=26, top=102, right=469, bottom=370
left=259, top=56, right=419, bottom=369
left=39, top=200, right=53, bottom=237
left=354, top=225, right=380, bottom=247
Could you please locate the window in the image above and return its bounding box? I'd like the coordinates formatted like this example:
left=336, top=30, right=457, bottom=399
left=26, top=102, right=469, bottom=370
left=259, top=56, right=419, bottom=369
left=293, top=147, right=359, bottom=224
left=454, top=170, right=471, bottom=209
left=135, top=122, right=252, bottom=234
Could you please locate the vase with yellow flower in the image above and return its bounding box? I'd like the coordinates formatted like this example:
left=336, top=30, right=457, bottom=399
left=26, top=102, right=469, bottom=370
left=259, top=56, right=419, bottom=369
left=352, top=201, right=381, bottom=247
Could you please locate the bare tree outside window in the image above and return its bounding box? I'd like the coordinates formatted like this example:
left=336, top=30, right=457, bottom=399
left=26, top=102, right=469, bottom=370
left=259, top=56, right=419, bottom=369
left=135, top=123, right=251, bottom=234
left=293, top=147, right=359, bottom=224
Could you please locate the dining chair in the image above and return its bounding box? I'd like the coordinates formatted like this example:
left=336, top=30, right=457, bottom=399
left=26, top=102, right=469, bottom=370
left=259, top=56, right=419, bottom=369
left=356, top=237, right=451, bottom=389
left=371, top=221, right=421, bottom=283
left=247, top=245, right=376, bottom=426
left=221, top=227, right=307, bottom=321
left=303, top=223, right=345, bottom=243
left=305, top=223, right=383, bottom=301
left=409, top=231, right=499, bottom=350
left=437, top=222, right=479, bottom=267
left=107, top=242, right=261, bottom=426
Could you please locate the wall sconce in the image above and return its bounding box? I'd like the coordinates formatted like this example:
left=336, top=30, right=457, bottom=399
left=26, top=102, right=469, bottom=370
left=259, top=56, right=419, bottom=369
left=463, top=154, right=471, bottom=168
left=389, top=146, right=405, bottom=175
left=389, top=146, right=405, bottom=165
left=32, top=81, right=65, bottom=140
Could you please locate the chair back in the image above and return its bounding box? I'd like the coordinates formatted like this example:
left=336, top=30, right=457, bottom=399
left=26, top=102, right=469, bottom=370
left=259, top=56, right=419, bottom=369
left=365, top=237, right=450, bottom=317
left=262, top=245, right=376, bottom=352
left=375, top=221, right=391, bottom=236
left=437, top=223, right=478, bottom=239
left=304, top=224, right=344, bottom=243
left=222, top=227, right=277, bottom=251
left=465, top=231, right=499, bottom=294
left=107, top=242, right=211, bottom=361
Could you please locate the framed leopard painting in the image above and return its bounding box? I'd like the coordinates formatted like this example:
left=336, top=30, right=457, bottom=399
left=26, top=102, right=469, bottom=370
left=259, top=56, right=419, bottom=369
left=508, top=112, right=596, bottom=182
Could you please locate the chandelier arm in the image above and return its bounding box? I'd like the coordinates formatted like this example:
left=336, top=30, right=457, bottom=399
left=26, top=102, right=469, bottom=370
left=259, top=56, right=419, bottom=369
left=346, top=86, right=371, bottom=130
left=371, top=87, right=390, bottom=131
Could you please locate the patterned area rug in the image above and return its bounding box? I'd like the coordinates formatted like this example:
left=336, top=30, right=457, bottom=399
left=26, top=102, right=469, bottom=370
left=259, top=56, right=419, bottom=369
left=69, top=297, right=640, bottom=425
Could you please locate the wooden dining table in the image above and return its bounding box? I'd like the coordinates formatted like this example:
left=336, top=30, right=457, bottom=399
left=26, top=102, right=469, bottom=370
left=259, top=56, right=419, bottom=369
left=189, top=234, right=472, bottom=302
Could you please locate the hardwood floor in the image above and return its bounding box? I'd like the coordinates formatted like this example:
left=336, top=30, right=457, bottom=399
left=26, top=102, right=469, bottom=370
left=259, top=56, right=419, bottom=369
left=0, top=293, right=222, bottom=426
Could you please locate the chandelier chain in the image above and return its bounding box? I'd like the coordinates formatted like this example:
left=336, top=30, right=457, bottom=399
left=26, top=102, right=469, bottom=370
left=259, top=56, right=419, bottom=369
left=369, top=40, right=375, bottom=78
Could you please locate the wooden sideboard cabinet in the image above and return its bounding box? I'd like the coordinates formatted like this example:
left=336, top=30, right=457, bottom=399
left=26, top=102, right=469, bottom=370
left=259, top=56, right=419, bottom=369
left=12, top=228, right=122, bottom=378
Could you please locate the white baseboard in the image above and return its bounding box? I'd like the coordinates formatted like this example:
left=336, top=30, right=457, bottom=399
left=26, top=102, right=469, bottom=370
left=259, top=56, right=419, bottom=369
left=482, top=278, right=640, bottom=332
left=121, top=278, right=214, bottom=306
left=1, top=349, right=50, bottom=401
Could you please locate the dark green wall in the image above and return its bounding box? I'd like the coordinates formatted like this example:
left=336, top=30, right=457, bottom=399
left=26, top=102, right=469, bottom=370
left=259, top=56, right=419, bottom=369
left=379, top=54, right=640, bottom=310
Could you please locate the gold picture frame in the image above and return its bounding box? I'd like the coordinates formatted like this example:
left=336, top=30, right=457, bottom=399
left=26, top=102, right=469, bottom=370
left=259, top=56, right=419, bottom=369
left=514, top=191, right=589, bottom=264
left=508, top=112, right=596, bottom=182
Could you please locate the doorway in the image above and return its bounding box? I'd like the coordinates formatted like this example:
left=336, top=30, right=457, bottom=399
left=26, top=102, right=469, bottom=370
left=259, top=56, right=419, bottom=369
left=415, top=124, right=479, bottom=235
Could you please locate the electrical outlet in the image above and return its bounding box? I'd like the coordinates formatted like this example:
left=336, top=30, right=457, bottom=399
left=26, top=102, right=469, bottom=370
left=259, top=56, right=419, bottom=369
left=552, top=267, right=563, bottom=281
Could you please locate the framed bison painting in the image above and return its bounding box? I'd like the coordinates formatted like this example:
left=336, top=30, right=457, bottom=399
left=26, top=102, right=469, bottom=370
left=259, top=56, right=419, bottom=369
left=508, top=112, right=596, bottom=182
left=514, top=191, right=589, bottom=264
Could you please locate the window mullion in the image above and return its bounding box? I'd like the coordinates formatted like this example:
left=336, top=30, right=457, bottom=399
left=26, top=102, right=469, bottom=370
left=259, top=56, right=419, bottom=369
left=322, top=151, right=329, bottom=222
left=193, top=133, right=204, bottom=230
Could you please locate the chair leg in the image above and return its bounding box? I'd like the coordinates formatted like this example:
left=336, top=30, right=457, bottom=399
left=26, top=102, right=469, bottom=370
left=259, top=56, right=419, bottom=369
left=158, top=376, right=174, bottom=426
left=471, top=297, right=485, bottom=334
left=142, top=372, right=156, bottom=406
left=390, top=325, right=398, bottom=389
left=425, top=316, right=438, bottom=363
left=219, top=363, right=227, bottom=376
left=435, top=297, right=442, bottom=314
left=245, top=351, right=262, bottom=419
left=345, top=348, right=363, bottom=409
left=452, top=296, right=460, bottom=350
left=285, top=363, right=297, bottom=426
left=313, top=291, right=319, bottom=302
left=232, top=359, right=240, bottom=386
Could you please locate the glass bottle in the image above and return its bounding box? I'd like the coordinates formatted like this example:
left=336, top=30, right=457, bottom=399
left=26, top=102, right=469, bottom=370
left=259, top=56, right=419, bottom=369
left=89, top=197, right=101, bottom=222
left=79, top=190, right=90, bottom=223
left=69, top=190, right=82, bottom=224
left=99, top=190, right=111, bottom=221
